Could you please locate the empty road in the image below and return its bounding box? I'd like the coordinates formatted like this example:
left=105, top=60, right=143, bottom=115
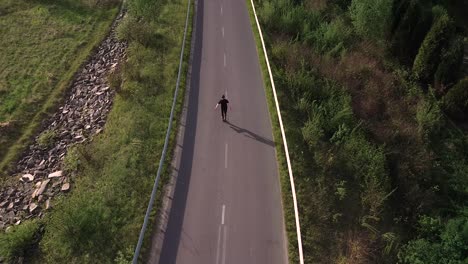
left=154, top=0, right=288, bottom=263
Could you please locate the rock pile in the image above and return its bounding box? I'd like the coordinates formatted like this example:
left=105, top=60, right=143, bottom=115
left=0, top=11, right=127, bottom=230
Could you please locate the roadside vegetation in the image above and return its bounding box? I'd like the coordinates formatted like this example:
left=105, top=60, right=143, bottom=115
left=253, top=0, right=468, bottom=263
left=37, top=0, right=191, bottom=262
left=0, top=0, right=119, bottom=179
left=0, top=0, right=191, bottom=262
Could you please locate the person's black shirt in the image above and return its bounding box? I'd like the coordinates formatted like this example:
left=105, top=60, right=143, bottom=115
left=218, top=99, right=229, bottom=110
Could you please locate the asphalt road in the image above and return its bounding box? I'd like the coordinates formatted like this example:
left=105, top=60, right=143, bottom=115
left=156, top=0, right=288, bottom=262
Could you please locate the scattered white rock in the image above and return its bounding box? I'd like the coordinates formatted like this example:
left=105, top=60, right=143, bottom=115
left=37, top=179, right=50, bottom=197
left=45, top=199, right=51, bottom=210
left=48, top=171, right=63, bottom=178
left=29, top=203, right=38, bottom=214
left=61, top=183, right=70, bottom=192
left=21, top=174, right=34, bottom=182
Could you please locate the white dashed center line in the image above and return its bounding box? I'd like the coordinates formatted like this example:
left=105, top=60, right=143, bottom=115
left=216, top=205, right=228, bottom=264
left=224, top=143, right=228, bottom=168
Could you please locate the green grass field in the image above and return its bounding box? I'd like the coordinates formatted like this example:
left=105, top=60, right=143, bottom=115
left=0, top=0, right=118, bottom=178
left=0, top=0, right=193, bottom=262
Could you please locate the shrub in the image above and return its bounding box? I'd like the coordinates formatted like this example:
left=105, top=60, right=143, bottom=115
left=63, top=146, right=81, bottom=172
left=416, top=95, right=443, bottom=141
left=37, top=129, right=56, bottom=148
left=349, top=0, right=393, bottom=40
left=412, top=12, right=455, bottom=84
left=434, top=36, right=464, bottom=91
left=390, top=0, right=433, bottom=64
left=442, top=77, right=468, bottom=119
left=0, top=220, right=40, bottom=261
left=398, top=215, right=468, bottom=264
left=341, top=132, right=388, bottom=216
left=117, top=17, right=165, bottom=48
left=309, top=18, right=353, bottom=55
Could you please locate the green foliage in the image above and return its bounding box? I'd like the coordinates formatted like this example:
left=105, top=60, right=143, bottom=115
left=349, top=0, right=393, bottom=40
left=442, top=77, right=468, bottom=119
left=309, top=18, right=352, bottom=56
left=63, top=146, right=81, bottom=172
left=37, top=129, right=56, bottom=148
left=38, top=0, right=192, bottom=261
left=398, top=214, right=468, bottom=264
left=341, top=132, right=388, bottom=215
left=117, top=16, right=166, bottom=48
left=434, top=36, right=464, bottom=89
left=389, top=0, right=433, bottom=64
left=0, top=220, right=40, bottom=261
left=42, top=193, right=114, bottom=262
left=412, top=12, right=455, bottom=84
left=256, top=0, right=468, bottom=263
left=416, top=95, right=443, bottom=141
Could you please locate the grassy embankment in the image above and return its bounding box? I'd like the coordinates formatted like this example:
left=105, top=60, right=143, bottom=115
left=251, top=0, right=468, bottom=263
left=0, top=0, right=192, bottom=262
left=0, top=0, right=119, bottom=180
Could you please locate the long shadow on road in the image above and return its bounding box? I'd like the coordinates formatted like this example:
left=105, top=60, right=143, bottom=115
left=227, top=121, right=275, bottom=147
left=158, top=0, right=204, bottom=262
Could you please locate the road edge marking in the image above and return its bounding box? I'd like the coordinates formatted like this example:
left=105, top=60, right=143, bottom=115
left=248, top=0, right=304, bottom=263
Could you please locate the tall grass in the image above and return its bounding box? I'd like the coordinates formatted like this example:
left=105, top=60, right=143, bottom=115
left=0, top=0, right=119, bottom=182
left=36, top=0, right=192, bottom=262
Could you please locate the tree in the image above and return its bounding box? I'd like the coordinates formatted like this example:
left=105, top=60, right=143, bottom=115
left=412, top=12, right=455, bottom=85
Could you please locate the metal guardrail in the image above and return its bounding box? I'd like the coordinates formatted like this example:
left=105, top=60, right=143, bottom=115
left=248, top=0, right=305, bottom=263
left=131, top=0, right=192, bottom=262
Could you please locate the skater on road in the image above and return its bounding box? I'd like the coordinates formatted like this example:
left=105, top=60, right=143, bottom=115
left=215, top=95, right=229, bottom=122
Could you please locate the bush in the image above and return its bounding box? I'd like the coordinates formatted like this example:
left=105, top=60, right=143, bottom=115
left=390, top=0, right=433, bottom=64
left=117, top=17, right=166, bottom=48
left=398, top=215, right=468, bottom=264
left=349, top=0, right=393, bottom=40
left=442, top=77, right=468, bottom=120
left=63, top=146, right=81, bottom=172
left=416, top=95, right=444, bottom=141
left=412, top=12, right=455, bottom=84
left=0, top=220, right=41, bottom=262
left=37, top=129, right=56, bottom=148
left=308, top=18, right=353, bottom=56
left=434, top=36, right=464, bottom=90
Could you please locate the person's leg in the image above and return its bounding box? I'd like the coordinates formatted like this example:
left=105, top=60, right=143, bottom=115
left=222, top=108, right=227, bottom=121
left=221, top=109, right=225, bottom=120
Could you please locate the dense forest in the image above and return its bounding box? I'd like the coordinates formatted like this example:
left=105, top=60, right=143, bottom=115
left=255, top=0, right=468, bottom=263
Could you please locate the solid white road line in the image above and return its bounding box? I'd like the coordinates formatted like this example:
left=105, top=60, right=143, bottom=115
left=224, top=143, right=228, bottom=168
